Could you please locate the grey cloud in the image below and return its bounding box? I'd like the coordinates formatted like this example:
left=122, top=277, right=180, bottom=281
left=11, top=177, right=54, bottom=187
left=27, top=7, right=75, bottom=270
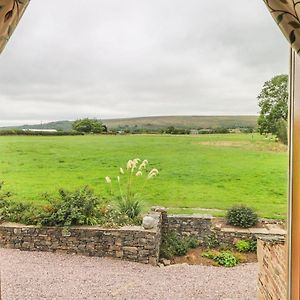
left=0, top=0, right=288, bottom=125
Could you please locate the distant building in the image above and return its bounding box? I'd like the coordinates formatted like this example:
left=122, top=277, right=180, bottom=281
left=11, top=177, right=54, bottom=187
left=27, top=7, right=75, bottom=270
left=190, top=129, right=199, bottom=135
left=22, top=129, right=57, bottom=132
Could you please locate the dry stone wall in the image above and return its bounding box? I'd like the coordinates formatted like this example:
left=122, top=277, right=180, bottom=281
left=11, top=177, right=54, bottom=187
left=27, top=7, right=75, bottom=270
left=0, top=207, right=287, bottom=268
left=164, top=214, right=213, bottom=241
left=0, top=212, right=162, bottom=265
left=257, top=236, right=287, bottom=300
left=161, top=211, right=285, bottom=246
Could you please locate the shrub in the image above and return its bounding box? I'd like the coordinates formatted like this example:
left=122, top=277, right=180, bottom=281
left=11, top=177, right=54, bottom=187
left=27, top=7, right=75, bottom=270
left=0, top=199, right=41, bottom=225
left=202, top=250, right=239, bottom=267
left=40, top=186, right=101, bottom=226
left=203, top=233, right=221, bottom=249
left=215, top=251, right=238, bottom=267
left=0, top=182, right=141, bottom=227
left=249, top=240, right=257, bottom=252
left=235, top=240, right=251, bottom=252
left=226, top=206, right=258, bottom=228
left=186, top=238, right=199, bottom=249
left=0, top=182, right=41, bottom=225
left=160, top=232, right=189, bottom=259
left=235, top=239, right=257, bottom=252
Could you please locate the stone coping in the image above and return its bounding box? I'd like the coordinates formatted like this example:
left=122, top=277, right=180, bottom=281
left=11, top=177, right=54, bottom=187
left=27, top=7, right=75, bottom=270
left=220, top=226, right=286, bottom=236
left=168, top=214, right=213, bottom=219
left=257, top=234, right=286, bottom=243
left=0, top=222, right=158, bottom=233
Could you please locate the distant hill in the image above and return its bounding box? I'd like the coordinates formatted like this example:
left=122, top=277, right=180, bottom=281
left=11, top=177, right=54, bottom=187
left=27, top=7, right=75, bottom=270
left=0, top=115, right=258, bottom=131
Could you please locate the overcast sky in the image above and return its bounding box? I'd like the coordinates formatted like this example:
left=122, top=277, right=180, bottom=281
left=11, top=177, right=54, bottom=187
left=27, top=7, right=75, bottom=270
left=0, top=0, right=288, bottom=126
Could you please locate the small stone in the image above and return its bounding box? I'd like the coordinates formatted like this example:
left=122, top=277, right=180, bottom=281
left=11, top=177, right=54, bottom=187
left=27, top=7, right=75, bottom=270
left=149, top=257, right=158, bottom=266
left=116, top=251, right=123, bottom=258
left=162, top=259, right=171, bottom=266
left=151, top=206, right=167, bottom=213
left=142, top=216, right=156, bottom=230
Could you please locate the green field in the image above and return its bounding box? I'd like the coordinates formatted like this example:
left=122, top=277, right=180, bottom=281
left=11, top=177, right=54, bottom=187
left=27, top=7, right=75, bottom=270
left=0, top=134, right=288, bottom=218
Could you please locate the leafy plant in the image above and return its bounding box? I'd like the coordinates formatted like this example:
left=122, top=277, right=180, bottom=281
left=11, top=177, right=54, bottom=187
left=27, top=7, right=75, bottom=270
left=40, top=186, right=102, bottom=226
left=234, top=240, right=257, bottom=252
left=202, top=250, right=239, bottom=267
left=235, top=240, right=251, bottom=252
left=226, top=206, right=258, bottom=228
left=0, top=199, right=41, bottom=225
left=235, top=239, right=257, bottom=252
left=214, top=251, right=238, bottom=267
left=0, top=179, right=142, bottom=227
left=160, top=232, right=189, bottom=259
left=203, top=233, right=221, bottom=249
left=186, top=238, right=199, bottom=249
left=249, top=240, right=257, bottom=252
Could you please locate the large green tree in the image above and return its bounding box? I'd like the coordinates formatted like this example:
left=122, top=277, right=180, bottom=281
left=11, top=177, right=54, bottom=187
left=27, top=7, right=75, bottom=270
left=257, top=74, right=288, bottom=144
left=72, top=118, right=107, bottom=133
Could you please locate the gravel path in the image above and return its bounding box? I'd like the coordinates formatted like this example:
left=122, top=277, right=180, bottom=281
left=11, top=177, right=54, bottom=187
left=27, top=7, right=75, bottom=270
left=0, top=249, right=257, bottom=300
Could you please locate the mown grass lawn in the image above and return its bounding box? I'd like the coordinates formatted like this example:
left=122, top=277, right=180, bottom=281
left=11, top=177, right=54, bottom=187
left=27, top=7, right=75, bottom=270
left=0, top=134, right=288, bottom=218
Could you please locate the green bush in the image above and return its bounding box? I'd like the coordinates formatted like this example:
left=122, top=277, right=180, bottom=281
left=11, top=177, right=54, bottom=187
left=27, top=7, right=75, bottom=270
left=235, top=240, right=251, bottom=252
left=235, top=240, right=257, bottom=252
left=0, top=199, right=41, bottom=225
left=0, top=182, right=39, bottom=224
left=249, top=240, right=257, bottom=252
left=203, top=233, right=221, bottom=249
left=40, top=186, right=101, bottom=226
left=160, top=232, right=189, bottom=259
left=186, top=238, right=199, bottom=249
left=202, top=250, right=239, bottom=267
left=226, top=206, right=258, bottom=228
left=215, top=251, right=238, bottom=267
left=0, top=182, right=141, bottom=227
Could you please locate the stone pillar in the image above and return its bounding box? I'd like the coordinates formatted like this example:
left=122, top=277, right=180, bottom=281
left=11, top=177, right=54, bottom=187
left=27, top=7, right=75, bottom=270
left=151, top=206, right=168, bottom=234
left=257, top=236, right=287, bottom=300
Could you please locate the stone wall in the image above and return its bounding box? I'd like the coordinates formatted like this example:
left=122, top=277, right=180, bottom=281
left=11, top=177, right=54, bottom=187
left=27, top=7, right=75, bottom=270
left=161, top=211, right=286, bottom=246
left=257, top=236, right=287, bottom=300
left=0, top=207, right=287, bottom=267
left=0, top=211, right=162, bottom=265
left=164, top=214, right=213, bottom=241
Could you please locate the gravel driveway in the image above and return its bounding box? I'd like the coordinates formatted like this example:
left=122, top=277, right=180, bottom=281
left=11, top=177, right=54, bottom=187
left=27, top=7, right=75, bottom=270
left=0, top=249, right=257, bottom=300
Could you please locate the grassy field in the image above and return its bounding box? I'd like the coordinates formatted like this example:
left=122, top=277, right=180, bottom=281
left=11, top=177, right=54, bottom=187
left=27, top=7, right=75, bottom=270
left=0, top=134, right=287, bottom=218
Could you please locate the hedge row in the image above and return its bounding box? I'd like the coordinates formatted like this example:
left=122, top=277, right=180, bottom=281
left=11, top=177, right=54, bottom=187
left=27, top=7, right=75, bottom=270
left=0, top=130, right=84, bottom=136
